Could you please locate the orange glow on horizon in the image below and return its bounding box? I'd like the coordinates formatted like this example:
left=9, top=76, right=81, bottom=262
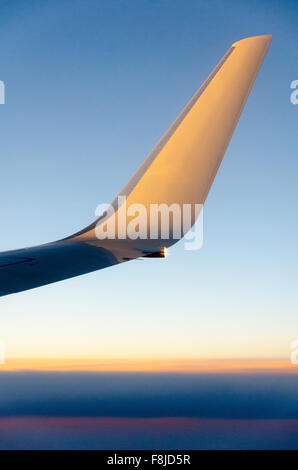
left=1, top=357, right=297, bottom=373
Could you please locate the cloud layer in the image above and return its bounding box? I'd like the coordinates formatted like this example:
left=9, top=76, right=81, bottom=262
left=0, top=372, right=297, bottom=419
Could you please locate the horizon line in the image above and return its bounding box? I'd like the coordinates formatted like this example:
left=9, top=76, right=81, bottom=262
left=1, top=357, right=297, bottom=373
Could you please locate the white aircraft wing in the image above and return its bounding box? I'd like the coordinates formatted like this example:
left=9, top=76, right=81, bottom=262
left=0, top=35, right=272, bottom=297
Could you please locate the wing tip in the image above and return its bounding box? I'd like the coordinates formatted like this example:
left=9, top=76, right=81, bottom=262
left=232, top=34, right=273, bottom=48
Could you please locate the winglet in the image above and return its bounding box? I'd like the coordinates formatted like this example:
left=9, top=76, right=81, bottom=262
left=74, top=34, right=272, bottom=244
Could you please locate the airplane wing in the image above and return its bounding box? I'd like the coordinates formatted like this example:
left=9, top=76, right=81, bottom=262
left=0, top=35, right=272, bottom=297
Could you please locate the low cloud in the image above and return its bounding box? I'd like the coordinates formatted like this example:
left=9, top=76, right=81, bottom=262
left=0, top=372, right=297, bottom=419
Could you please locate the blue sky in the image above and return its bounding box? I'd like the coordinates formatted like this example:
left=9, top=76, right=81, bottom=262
left=0, top=0, right=297, bottom=361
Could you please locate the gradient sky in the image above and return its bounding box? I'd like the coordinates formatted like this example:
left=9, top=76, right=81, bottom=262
left=0, top=0, right=297, bottom=363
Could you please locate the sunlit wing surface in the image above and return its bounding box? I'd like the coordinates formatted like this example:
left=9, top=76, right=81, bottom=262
left=0, top=35, right=272, bottom=297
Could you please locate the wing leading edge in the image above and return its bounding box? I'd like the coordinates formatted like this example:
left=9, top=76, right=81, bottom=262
left=0, top=35, right=272, bottom=297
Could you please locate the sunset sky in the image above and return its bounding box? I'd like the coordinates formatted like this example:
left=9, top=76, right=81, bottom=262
left=0, top=0, right=297, bottom=450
